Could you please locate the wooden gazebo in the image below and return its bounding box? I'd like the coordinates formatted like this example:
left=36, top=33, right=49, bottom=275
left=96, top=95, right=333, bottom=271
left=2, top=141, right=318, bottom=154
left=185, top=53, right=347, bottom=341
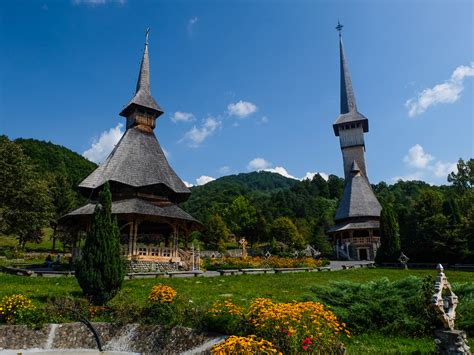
left=60, top=32, right=201, bottom=268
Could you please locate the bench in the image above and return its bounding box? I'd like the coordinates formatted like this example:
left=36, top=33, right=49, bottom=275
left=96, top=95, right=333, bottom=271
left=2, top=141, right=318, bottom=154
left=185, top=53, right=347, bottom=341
left=167, top=270, right=203, bottom=278
left=1, top=266, right=33, bottom=276
left=316, top=266, right=332, bottom=272
left=35, top=270, right=74, bottom=277
left=126, top=272, right=166, bottom=279
left=217, top=269, right=240, bottom=276
left=274, top=267, right=313, bottom=273
left=240, top=268, right=273, bottom=275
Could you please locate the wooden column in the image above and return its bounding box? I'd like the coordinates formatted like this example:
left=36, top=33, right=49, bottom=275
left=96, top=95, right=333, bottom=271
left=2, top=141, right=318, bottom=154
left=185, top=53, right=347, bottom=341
left=133, top=221, right=139, bottom=255
left=128, top=220, right=135, bottom=256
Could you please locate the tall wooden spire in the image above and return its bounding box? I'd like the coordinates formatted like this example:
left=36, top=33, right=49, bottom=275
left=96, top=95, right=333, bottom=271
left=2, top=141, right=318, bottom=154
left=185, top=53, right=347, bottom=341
left=120, top=28, right=163, bottom=128
left=339, top=32, right=357, bottom=114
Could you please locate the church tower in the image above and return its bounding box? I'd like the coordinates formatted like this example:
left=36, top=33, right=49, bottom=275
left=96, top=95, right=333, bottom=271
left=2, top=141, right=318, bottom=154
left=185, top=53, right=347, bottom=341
left=333, top=23, right=369, bottom=179
left=328, top=23, right=382, bottom=261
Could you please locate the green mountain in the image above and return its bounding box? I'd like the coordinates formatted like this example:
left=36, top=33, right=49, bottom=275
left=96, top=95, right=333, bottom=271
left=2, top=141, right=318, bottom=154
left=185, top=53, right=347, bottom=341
left=15, top=138, right=97, bottom=185
left=181, top=171, right=299, bottom=220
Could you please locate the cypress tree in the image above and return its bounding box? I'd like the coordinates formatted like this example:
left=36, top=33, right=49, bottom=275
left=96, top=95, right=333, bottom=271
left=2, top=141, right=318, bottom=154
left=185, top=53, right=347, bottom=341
left=75, top=182, right=124, bottom=305
left=375, top=205, right=401, bottom=263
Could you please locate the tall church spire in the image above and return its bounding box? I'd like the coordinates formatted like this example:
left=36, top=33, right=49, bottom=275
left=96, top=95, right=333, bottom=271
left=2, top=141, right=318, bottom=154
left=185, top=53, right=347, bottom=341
left=338, top=29, right=357, bottom=114
left=120, top=28, right=163, bottom=124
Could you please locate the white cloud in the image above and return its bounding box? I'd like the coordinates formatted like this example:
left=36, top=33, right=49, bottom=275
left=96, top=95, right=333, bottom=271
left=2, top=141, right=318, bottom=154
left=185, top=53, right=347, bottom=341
left=183, top=180, right=194, bottom=188
left=196, top=175, right=215, bottom=185
left=247, top=157, right=272, bottom=171
left=433, top=161, right=458, bottom=178
left=83, top=123, right=124, bottom=163
left=72, top=0, right=125, bottom=5
left=264, top=166, right=297, bottom=179
left=406, top=63, right=474, bottom=117
left=171, top=111, right=195, bottom=123
left=260, top=116, right=269, bottom=124
left=219, top=166, right=231, bottom=174
left=395, top=144, right=458, bottom=183
left=228, top=100, right=258, bottom=118
left=403, top=144, right=434, bottom=168
left=302, top=172, right=329, bottom=181
left=181, top=117, right=221, bottom=147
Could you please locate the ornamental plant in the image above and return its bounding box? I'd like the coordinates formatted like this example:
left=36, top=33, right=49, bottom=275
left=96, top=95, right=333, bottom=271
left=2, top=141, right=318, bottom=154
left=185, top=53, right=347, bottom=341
left=148, top=284, right=177, bottom=304
left=211, top=335, right=281, bottom=354
left=247, top=298, right=349, bottom=353
left=75, top=182, right=124, bottom=305
left=0, top=294, right=36, bottom=323
left=206, top=300, right=246, bottom=335
left=203, top=256, right=323, bottom=270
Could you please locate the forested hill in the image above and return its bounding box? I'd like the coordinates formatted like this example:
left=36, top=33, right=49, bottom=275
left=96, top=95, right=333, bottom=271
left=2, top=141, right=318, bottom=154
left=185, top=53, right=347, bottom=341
left=15, top=138, right=97, bottom=186
left=212, top=171, right=298, bottom=192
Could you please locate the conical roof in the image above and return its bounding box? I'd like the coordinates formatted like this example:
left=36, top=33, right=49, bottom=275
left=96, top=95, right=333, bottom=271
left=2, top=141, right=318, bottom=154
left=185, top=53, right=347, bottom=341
left=334, top=161, right=381, bottom=221
left=79, top=126, right=190, bottom=202
left=333, top=33, right=368, bottom=136
left=120, top=30, right=163, bottom=118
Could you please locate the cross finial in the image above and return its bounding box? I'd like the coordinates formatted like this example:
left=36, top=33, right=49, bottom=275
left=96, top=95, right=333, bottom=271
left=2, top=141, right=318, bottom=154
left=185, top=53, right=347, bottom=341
left=336, top=21, right=343, bottom=34
left=145, top=27, right=150, bottom=45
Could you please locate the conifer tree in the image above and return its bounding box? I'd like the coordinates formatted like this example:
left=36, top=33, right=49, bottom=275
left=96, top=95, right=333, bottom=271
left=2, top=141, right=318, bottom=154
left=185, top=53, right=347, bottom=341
left=75, top=182, right=124, bottom=305
left=375, top=205, right=401, bottom=263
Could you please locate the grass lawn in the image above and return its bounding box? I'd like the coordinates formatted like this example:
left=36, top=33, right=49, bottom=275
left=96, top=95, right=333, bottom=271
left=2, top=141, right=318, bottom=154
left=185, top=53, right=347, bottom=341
left=1, top=268, right=472, bottom=307
left=0, top=268, right=471, bottom=353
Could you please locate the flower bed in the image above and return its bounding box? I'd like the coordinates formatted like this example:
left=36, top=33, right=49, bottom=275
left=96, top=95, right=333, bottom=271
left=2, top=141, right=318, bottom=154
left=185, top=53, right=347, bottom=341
left=203, top=256, right=324, bottom=270
left=207, top=298, right=349, bottom=354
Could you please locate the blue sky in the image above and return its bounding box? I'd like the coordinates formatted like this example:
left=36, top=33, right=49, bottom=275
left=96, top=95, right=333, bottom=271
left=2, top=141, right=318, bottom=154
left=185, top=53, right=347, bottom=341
left=1, top=0, right=473, bottom=186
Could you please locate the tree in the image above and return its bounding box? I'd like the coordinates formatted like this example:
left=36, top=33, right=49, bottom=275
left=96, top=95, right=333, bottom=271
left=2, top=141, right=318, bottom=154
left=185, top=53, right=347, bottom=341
left=49, top=173, right=77, bottom=252
left=204, top=214, right=229, bottom=250
left=448, top=158, right=474, bottom=193
left=223, top=196, right=258, bottom=244
left=75, top=183, right=124, bottom=305
left=375, top=205, right=400, bottom=263
left=0, top=136, right=53, bottom=247
left=270, top=217, right=305, bottom=250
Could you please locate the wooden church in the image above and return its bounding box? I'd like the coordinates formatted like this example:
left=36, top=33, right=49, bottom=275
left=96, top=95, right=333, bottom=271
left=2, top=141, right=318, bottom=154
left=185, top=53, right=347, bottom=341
left=327, top=24, right=382, bottom=261
left=60, top=32, right=201, bottom=270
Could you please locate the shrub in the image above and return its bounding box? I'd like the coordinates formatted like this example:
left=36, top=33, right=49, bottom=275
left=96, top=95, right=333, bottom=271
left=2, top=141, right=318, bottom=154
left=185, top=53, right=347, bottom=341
left=142, top=284, right=181, bottom=329
left=203, top=256, right=323, bottom=270
left=0, top=294, right=36, bottom=323
left=75, top=183, right=124, bottom=305
left=311, top=276, right=443, bottom=336
left=149, top=284, right=177, bottom=303
left=205, top=300, right=246, bottom=335
left=247, top=298, right=348, bottom=354
left=206, top=298, right=348, bottom=354
left=211, top=335, right=280, bottom=354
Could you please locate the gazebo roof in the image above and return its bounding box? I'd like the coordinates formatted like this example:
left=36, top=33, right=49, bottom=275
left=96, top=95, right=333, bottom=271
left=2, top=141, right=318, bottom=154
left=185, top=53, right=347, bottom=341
left=79, top=126, right=190, bottom=202
left=334, top=161, right=382, bottom=222
left=328, top=220, right=380, bottom=233
left=64, top=198, right=200, bottom=225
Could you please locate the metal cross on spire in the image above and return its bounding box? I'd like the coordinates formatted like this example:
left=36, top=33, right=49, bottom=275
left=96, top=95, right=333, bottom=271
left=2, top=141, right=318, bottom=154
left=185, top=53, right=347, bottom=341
left=336, top=21, right=343, bottom=35
left=145, top=27, right=150, bottom=45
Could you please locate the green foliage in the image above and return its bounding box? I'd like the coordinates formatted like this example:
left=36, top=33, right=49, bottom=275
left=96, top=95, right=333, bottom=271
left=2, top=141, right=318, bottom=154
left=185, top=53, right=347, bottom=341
left=270, top=217, right=305, bottom=250
left=376, top=205, right=401, bottom=263
left=223, top=196, right=259, bottom=242
left=75, top=183, right=124, bottom=305
left=0, top=136, right=53, bottom=247
left=14, top=138, right=97, bottom=187
left=202, top=214, right=229, bottom=250
left=448, top=158, right=474, bottom=193
left=311, top=276, right=473, bottom=337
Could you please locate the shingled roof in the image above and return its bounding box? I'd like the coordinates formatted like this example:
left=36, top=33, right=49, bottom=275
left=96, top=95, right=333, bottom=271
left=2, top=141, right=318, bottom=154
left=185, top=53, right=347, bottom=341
left=334, top=161, right=381, bottom=222
left=333, top=34, right=368, bottom=136
left=120, top=32, right=163, bottom=118
left=79, top=126, right=190, bottom=201
left=64, top=198, right=199, bottom=224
